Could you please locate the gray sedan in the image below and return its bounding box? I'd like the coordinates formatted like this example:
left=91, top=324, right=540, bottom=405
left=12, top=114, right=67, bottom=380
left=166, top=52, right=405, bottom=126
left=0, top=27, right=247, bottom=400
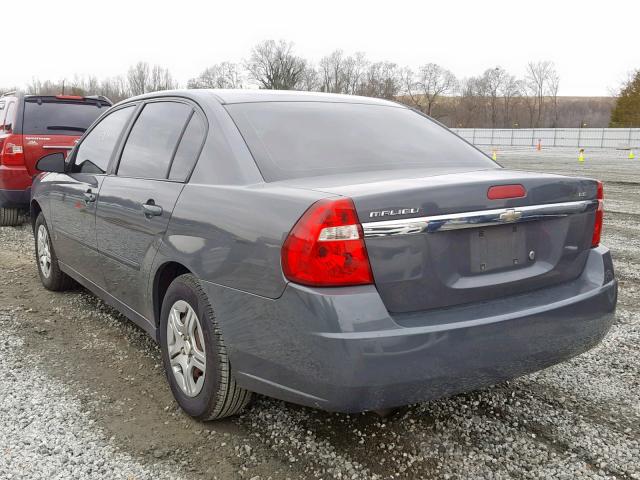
left=30, top=89, right=617, bottom=420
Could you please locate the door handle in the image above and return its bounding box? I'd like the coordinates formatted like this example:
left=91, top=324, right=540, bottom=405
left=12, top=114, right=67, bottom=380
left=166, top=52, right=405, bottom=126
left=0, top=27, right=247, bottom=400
left=84, top=190, right=96, bottom=203
left=142, top=202, right=163, bottom=218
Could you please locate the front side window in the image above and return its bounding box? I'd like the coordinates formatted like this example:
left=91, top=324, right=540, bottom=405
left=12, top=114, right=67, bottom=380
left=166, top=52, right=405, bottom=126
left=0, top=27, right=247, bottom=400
left=73, top=106, right=134, bottom=174
left=117, top=102, right=192, bottom=179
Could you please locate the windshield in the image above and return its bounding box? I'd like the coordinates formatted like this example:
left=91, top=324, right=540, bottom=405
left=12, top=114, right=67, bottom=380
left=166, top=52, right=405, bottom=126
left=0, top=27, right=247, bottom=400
left=226, top=102, right=497, bottom=181
left=23, top=98, right=110, bottom=136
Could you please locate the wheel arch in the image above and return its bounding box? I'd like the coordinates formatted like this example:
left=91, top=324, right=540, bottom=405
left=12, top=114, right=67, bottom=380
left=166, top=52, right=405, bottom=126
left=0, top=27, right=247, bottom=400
left=153, top=261, right=192, bottom=328
left=30, top=199, right=42, bottom=231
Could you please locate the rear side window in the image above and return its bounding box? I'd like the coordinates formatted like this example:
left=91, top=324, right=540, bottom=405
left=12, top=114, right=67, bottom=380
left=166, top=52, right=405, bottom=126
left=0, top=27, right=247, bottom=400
left=168, top=113, right=206, bottom=181
left=1, top=101, right=16, bottom=131
left=73, top=106, right=134, bottom=174
left=118, top=102, right=192, bottom=179
left=23, top=98, right=110, bottom=135
left=227, top=102, right=498, bottom=181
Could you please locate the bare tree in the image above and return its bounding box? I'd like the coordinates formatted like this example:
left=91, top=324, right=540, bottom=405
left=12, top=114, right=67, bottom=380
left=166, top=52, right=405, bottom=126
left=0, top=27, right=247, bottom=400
left=481, top=67, right=507, bottom=127
left=319, top=50, right=348, bottom=93
left=127, top=62, right=150, bottom=96
left=298, top=65, right=321, bottom=92
left=127, top=62, right=176, bottom=95
left=403, top=63, right=457, bottom=117
left=99, top=76, right=129, bottom=102
left=342, top=52, right=368, bottom=95
left=500, top=75, right=520, bottom=127
left=521, top=80, right=538, bottom=128
left=149, top=65, right=178, bottom=91
left=361, top=62, right=401, bottom=99
left=188, top=62, right=244, bottom=89
left=526, top=60, right=556, bottom=127
left=246, top=40, right=307, bottom=90
left=453, top=76, right=486, bottom=127
left=548, top=71, right=560, bottom=127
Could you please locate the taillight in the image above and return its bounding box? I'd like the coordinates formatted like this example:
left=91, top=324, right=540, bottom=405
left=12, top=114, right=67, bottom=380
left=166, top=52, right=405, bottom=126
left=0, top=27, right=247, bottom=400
left=591, top=181, right=604, bottom=247
left=0, top=135, right=25, bottom=166
left=281, top=198, right=374, bottom=287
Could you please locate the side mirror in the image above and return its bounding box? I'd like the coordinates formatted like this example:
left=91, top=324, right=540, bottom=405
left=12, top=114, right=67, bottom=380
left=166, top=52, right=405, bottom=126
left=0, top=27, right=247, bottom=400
left=36, top=152, right=66, bottom=173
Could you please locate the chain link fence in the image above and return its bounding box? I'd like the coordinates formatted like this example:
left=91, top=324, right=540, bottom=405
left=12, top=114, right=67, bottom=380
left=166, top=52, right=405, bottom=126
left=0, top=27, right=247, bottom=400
left=450, top=128, right=640, bottom=149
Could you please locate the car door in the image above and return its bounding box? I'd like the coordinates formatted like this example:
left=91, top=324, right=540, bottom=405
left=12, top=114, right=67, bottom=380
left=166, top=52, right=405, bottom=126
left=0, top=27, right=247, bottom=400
left=51, top=105, right=135, bottom=284
left=95, top=99, right=203, bottom=318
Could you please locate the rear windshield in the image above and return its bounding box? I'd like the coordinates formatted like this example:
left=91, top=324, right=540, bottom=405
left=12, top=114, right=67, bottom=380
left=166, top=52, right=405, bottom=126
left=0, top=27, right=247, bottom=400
left=23, top=98, right=110, bottom=135
left=226, top=102, right=497, bottom=181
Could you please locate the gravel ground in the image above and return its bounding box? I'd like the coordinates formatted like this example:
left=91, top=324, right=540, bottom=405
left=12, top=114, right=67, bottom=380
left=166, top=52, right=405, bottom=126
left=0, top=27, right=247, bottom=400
left=0, top=147, right=638, bottom=479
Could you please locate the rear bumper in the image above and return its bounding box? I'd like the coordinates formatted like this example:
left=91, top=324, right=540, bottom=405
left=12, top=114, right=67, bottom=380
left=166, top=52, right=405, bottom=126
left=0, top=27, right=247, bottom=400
left=0, top=165, right=32, bottom=209
left=0, top=187, right=30, bottom=209
left=204, top=246, right=617, bottom=413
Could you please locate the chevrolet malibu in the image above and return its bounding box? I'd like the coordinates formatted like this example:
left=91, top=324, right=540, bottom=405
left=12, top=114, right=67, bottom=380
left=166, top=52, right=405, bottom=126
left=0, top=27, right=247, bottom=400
left=31, top=90, right=617, bottom=420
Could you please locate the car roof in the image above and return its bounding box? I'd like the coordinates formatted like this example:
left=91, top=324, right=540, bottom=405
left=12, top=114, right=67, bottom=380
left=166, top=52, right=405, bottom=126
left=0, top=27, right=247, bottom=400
left=207, top=89, right=403, bottom=106
left=121, top=89, right=405, bottom=108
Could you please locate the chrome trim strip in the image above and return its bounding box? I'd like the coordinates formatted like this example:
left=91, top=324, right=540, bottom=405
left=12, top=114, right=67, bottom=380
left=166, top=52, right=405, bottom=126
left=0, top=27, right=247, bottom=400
left=362, top=200, right=598, bottom=237
left=42, top=145, right=74, bottom=150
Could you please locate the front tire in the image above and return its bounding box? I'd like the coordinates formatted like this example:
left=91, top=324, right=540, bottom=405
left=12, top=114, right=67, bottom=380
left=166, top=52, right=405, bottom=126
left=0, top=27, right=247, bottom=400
left=34, top=213, right=74, bottom=291
left=159, top=274, right=252, bottom=420
left=0, top=207, right=22, bottom=226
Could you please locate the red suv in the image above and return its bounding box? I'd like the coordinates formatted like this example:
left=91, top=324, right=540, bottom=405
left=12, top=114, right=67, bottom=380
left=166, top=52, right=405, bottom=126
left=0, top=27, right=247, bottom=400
left=0, top=92, right=112, bottom=225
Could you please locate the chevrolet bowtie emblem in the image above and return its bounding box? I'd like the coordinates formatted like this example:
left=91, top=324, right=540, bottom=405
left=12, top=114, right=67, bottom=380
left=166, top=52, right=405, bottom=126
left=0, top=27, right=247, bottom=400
left=499, top=209, right=522, bottom=222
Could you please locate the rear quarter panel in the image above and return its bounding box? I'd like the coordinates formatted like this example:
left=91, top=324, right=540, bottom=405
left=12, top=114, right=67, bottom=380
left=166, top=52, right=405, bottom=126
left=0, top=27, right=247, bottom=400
left=155, top=183, right=328, bottom=299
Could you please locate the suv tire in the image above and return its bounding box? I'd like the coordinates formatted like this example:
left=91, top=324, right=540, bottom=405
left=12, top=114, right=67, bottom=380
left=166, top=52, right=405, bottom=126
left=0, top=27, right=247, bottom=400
left=34, top=213, right=74, bottom=291
left=160, top=274, right=252, bottom=420
left=0, top=207, right=21, bottom=226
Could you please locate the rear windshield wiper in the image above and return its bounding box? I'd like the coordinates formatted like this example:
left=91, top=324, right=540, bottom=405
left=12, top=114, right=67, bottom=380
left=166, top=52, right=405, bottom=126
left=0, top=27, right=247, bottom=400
left=46, top=126, right=87, bottom=132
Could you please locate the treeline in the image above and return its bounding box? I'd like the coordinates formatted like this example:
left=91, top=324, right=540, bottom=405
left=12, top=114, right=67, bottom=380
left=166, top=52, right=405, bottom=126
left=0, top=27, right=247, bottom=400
left=0, top=40, right=620, bottom=128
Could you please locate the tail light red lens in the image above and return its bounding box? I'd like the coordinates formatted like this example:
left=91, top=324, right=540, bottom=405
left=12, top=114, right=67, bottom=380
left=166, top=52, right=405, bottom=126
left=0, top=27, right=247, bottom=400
left=281, top=198, right=374, bottom=287
left=0, top=134, right=25, bottom=166
left=591, top=180, right=604, bottom=248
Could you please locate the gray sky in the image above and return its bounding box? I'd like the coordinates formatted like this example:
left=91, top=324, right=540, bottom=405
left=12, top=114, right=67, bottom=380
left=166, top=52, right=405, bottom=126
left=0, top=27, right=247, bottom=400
left=6, top=0, right=638, bottom=96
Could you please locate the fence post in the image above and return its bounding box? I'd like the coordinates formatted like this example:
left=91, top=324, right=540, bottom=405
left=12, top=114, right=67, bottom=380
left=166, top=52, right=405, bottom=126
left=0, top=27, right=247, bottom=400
left=600, top=128, right=604, bottom=148
left=629, top=128, right=633, bottom=148
left=578, top=127, right=582, bottom=147
left=532, top=129, right=535, bottom=147
left=491, top=128, right=495, bottom=146
left=553, top=129, right=557, bottom=147
left=510, top=128, right=514, bottom=146
left=472, top=128, right=476, bottom=145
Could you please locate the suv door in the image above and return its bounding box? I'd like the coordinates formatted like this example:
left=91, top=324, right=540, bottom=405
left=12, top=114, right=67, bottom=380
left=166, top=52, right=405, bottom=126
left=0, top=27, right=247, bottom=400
left=51, top=105, right=135, bottom=284
left=95, top=100, right=205, bottom=319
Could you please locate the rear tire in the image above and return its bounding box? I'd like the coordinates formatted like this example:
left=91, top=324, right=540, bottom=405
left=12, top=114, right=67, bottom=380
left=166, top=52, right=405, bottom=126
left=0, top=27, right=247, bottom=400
left=34, top=213, right=74, bottom=291
left=0, top=207, right=21, bottom=226
left=159, top=274, right=252, bottom=421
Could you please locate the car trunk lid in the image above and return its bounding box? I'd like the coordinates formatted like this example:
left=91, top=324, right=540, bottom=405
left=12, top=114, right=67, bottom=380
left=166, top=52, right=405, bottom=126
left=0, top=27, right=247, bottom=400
left=279, top=168, right=599, bottom=313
